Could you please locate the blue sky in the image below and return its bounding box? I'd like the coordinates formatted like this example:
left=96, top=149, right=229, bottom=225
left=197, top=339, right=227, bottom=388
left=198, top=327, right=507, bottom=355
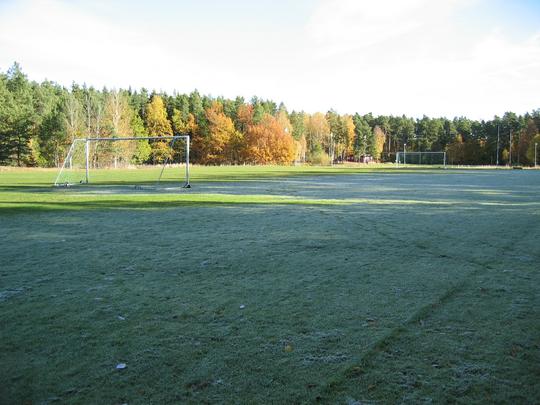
left=0, top=0, right=539, bottom=119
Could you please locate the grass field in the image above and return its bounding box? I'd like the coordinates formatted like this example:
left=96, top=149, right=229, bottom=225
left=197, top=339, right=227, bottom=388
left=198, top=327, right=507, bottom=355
left=1, top=165, right=539, bottom=404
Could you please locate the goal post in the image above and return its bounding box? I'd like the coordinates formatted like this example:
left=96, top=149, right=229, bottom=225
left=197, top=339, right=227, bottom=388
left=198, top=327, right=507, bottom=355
left=54, top=135, right=190, bottom=187
left=395, top=151, right=446, bottom=168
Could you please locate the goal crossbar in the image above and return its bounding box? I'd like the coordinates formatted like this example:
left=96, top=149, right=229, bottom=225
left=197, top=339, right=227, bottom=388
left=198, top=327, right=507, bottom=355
left=54, top=135, right=190, bottom=187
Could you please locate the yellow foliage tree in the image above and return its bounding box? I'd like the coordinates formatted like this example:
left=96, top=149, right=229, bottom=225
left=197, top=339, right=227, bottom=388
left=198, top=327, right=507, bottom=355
left=372, top=126, right=386, bottom=160
left=145, top=95, right=173, bottom=163
left=103, top=90, right=135, bottom=167
left=294, top=136, right=307, bottom=163
left=276, top=109, right=293, bottom=136
left=306, top=112, right=330, bottom=156
left=202, top=101, right=242, bottom=164
left=342, top=115, right=355, bottom=157
left=146, top=95, right=173, bottom=137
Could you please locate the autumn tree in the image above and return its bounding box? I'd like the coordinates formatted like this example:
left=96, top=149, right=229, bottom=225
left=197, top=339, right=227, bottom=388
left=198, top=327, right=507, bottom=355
left=276, top=109, right=293, bottom=136
left=201, top=101, right=242, bottom=164
left=103, top=90, right=136, bottom=166
left=289, top=111, right=307, bottom=163
left=375, top=115, right=391, bottom=157
left=106, top=90, right=133, bottom=137
left=326, top=110, right=342, bottom=161
left=342, top=115, right=355, bottom=158
left=235, top=103, right=254, bottom=134
left=146, top=95, right=173, bottom=163
left=371, top=126, right=386, bottom=160
left=64, top=90, right=81, bottom=143
left=146, top=95, right=173, bottom=137
left=244, top=114, right=295, bottom=164
left=172, top=108, right=187, bottom=134
left=131, top=113, right=151, bottom=164
left=2, top=63, right=539, bottom=168
left=306, top=112, right=330, bottom=163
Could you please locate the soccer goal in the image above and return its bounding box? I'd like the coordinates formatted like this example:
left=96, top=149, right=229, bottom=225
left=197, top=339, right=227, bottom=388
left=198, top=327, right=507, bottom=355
left=54, top=136, right=190, bottom=187
left=395, top=151, right=446, bottom=168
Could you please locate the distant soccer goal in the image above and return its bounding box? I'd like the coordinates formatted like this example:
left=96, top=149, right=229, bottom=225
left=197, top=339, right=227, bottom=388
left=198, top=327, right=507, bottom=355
left=395, top=151, right=446, bottom=168
left=54, top=136, right=190, bottom=187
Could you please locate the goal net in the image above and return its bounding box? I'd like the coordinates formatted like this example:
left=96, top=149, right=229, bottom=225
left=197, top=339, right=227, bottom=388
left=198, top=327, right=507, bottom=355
left=395, top=151, right=446, bottom=167
left=54, top=136, right=190, bottom=187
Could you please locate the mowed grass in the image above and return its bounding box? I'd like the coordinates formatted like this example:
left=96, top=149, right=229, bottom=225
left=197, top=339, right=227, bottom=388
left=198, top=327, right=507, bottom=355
left=0, top=164, right=395, bottom=186
left=1, top=165, right=539, bottom=404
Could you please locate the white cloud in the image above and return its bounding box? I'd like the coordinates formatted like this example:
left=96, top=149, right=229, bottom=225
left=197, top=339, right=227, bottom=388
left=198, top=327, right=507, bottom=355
left=305, top=0, right=474, bottom=57
left=297, top=0, right=540, bottom=118
left=0, top=0, right=538, bottom=119
left=0, top=0, right=196, bottom=89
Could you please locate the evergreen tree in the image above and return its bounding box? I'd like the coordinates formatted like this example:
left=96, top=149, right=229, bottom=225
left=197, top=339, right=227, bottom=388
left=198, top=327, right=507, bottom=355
left=0, top=63, right=36, bottom=166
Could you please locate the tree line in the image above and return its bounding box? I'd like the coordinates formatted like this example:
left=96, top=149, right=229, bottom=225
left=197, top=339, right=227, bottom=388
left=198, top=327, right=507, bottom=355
left=1, top=63, right=539, bottom=167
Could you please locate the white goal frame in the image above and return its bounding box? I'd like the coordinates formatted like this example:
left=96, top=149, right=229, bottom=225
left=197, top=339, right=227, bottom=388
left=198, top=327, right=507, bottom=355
left=54, top=135, right=190, bottom=187
left=395, top=151, right=446, bottom=168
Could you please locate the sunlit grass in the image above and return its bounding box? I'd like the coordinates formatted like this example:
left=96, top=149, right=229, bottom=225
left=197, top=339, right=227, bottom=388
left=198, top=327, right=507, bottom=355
left=0, top=164, right=456, bottom=188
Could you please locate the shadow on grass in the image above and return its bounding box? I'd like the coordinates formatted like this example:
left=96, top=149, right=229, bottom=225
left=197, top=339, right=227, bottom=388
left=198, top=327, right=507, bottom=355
left=0, top=197, right=350, bottom=214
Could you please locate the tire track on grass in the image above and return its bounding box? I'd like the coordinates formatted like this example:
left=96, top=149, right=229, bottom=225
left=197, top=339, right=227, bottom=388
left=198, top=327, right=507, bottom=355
left=316, top=215, right=535, bottom=402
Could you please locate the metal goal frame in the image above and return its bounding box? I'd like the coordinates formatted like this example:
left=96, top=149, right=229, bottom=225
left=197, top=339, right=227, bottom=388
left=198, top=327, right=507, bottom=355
left=54, top=135, right=190, bottom=187
left=395, top=151, right=446, bottom=168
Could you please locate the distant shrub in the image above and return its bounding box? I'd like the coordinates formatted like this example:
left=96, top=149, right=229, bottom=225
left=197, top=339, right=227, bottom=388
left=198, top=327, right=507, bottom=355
left=309, top=150, right=330, bottom=165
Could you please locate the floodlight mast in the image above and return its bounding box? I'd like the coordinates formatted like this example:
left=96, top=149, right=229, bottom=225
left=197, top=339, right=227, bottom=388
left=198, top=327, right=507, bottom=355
left=404, top=143, right=407, bottom=165
left=496, top=125, right=500, bottom=166
left=509, top=130, right=512, bottom=166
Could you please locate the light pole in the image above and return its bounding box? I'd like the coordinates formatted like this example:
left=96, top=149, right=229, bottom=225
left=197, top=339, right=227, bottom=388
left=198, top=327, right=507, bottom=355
left=330, top=132, right=334, bottom=166
left=404, top=143, right=407, bottom=165
left=509, top=130, right=512, bottom=166
left=535, top=142, right=538, bottom=168
left=496, top=125, right=500, bottom=166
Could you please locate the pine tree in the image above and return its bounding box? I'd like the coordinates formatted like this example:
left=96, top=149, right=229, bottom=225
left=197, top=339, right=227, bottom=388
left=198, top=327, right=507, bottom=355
left=0, top=63, right=36, bottom=166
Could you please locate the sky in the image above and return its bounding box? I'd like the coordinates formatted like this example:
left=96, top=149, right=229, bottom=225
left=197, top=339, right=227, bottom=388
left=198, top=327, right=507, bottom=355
left=0, top=0, right=539, bottom=119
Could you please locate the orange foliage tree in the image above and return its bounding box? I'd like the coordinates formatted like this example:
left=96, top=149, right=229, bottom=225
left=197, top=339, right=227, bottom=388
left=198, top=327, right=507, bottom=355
left=244, top=114, right=295, bottom=164
left=236, top=104, right=254, bottom=133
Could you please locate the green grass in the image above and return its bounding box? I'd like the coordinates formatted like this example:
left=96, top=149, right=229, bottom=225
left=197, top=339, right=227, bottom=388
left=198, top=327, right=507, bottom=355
left=1, top=166, right=539, bottom=403
left=0, top=163, right=467, bottom=187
